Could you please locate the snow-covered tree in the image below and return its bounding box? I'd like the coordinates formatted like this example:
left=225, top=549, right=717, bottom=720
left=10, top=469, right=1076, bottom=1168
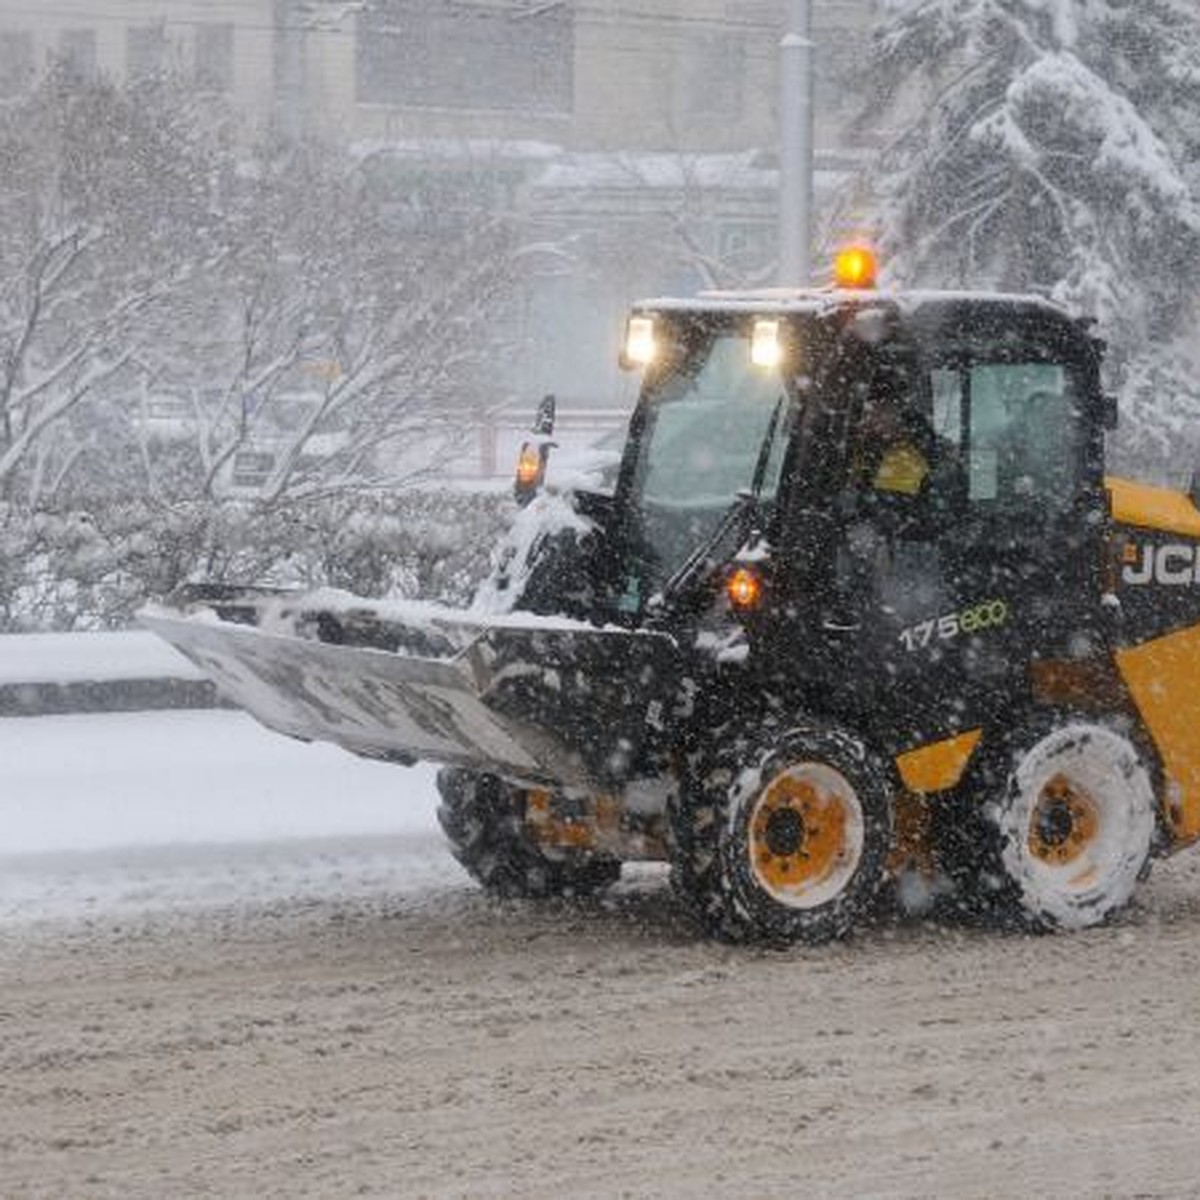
left=0, top=66, right=525, bottom=625
left=0, top=68, right=222, bottom=503
left=0, top=64, right=523, bottom=508
left=863, top=0, right=1200, bottom=479
left=138, top=135, right=520, bottom=504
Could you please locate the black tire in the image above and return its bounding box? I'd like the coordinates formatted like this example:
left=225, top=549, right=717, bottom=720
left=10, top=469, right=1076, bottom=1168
left=945, top=714, right=1156, bottom=931
left=670, top=721, right=894, bottom=943
left=436, top=768, right=621, bottom=899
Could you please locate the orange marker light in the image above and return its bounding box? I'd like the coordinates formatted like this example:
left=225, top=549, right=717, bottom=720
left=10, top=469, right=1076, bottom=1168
left=834, top=245, right=878, bottom=290
left=727, top=566, right=763, bottom=610
left=515, top=443, right=542, bottom=489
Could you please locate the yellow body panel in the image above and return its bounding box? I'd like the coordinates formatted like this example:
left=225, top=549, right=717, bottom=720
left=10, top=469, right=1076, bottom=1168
left=895, top=730, right=982, bottom=794
left=1116, top=624, right=1200, bottom=845
left=1107, top=476, right=1200, bottom=538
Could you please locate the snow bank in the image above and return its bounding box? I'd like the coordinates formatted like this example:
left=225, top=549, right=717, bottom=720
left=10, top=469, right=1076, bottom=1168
left=0, top=630, right=204, bottom=685
left=0, top=709, right=439, bottom=856
left=0, top=708, right=456, bottom=925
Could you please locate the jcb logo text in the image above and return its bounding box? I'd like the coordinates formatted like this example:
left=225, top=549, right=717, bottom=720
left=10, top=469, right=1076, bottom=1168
left=1123, top=543, right=1200, bottom=587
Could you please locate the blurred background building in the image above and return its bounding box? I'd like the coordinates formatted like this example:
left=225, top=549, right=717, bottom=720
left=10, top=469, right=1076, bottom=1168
left=0, top=2, right=875, bottom=150
left=0, top=0, right=880, bottom=476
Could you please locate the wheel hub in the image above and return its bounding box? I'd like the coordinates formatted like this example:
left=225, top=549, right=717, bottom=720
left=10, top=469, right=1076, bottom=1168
left=1036, top=800, right=1075, bottom=848
left=763, top=806, right=805, bottom=858
left=747, top=766, right=863, bottom=908
left=1028, top=775, right=1100, bottom=867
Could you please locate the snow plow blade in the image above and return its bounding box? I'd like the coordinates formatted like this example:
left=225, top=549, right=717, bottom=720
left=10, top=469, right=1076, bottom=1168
left=139, top=587, right=679, bottom=791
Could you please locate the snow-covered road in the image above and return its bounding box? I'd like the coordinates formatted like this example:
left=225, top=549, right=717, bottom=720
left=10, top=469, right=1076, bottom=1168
left=6, top=710, right=1200, bottom=1198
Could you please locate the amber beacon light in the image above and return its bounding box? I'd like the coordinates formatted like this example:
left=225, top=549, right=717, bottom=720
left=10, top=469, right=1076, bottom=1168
left=833, top=245, right=878, bottom=290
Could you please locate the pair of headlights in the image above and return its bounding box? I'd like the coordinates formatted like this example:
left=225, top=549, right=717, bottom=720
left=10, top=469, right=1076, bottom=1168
left=622, top=315, right=785, bottom=371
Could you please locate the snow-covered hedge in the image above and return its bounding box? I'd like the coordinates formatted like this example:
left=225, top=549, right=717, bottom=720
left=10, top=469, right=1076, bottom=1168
left=0, top=490, right=511, bottom=633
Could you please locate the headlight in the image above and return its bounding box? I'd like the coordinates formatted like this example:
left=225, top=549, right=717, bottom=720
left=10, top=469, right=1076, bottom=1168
left=621, top=315, right=657, bottom=369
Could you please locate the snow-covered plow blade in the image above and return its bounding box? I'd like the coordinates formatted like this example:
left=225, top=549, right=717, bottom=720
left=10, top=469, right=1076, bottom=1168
left=139, top=588, right=679, bottom=791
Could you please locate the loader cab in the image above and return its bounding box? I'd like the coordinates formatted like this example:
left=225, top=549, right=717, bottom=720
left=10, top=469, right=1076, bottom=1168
left=616, top=287, right=1110, bottom=740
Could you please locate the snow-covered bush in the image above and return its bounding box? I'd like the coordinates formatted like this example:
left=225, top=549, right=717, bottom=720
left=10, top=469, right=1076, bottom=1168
left=0, top=490, right=511, bottom=632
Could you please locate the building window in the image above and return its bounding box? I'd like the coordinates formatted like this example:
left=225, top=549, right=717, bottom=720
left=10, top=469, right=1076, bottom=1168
left=0, top=30, right=33, bottom=98
left=59, top=29, right=97, bottom=81
left=684, top=32, right=745, bottom=122
left=356, top=0, right=574, bottom=114
left=127, top=24, right=168, bottom=83
left=195, top=22, right=234, bottom=93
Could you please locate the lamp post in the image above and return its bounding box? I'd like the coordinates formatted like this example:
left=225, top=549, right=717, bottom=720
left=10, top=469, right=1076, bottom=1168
left=779, top=0, right=814, bottom=286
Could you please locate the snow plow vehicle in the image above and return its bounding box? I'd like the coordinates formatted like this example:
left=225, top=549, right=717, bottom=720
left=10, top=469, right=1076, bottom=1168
left=142, top=250, right=1200, bottom=943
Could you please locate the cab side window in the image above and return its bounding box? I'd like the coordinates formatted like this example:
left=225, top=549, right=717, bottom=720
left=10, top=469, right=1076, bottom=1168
left=931, top=362, right=1079, bottom=515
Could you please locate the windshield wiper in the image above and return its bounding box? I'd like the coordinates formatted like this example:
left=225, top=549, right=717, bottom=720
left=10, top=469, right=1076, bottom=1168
left=750, top=396, right=786, bottom=494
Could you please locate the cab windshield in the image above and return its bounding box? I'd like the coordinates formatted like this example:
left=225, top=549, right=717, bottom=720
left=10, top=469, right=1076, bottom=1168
left=628, top=328, right=793, bottom=594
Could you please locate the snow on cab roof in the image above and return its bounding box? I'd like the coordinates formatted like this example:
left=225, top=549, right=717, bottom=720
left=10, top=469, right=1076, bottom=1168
left=632, top=288, right=1071, bottom=318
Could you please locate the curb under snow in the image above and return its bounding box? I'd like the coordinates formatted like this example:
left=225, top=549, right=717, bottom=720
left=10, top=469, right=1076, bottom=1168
left=0, top=631, right=223, bottom=717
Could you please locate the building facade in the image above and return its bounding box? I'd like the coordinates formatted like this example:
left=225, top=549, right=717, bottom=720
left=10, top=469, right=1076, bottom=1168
left=0, top=1, right=275, bottom=121
left=0, top=1, right=877, bottom=153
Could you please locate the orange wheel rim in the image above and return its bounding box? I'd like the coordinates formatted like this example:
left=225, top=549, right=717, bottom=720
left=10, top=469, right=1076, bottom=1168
left=1028, top=774, right=1100, bottom=867
left=747, top=765, right=863, bottom=908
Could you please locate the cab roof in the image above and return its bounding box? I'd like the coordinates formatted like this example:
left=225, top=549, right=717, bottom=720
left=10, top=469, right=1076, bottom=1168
left=631, top=287, right=1073, bottom=321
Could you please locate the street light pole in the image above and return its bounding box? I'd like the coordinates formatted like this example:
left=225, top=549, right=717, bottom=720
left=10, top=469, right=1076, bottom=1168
left=779, top=0, right=814, bottom=286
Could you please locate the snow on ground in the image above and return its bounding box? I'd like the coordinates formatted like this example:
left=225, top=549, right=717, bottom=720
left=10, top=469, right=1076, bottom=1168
left=0, top=629, right=204, bottom=684
left=7, top=698, right=1200, bottom=1197
left=0, top=709, right=460, bottom=924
